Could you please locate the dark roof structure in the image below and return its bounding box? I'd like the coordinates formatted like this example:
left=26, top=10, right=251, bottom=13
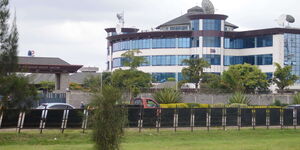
left=18, top=56, right=83, bottom=73
left=156, top=6, right=238, bottom=29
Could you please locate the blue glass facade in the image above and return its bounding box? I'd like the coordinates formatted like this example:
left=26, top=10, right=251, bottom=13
left=169, top=26, right=189, bottom=31
left=284, top=33, right=300, bottom=83
left=152, top=73, right=176, bottom=83
left=112, top=38, right=191, bottom=52
left=191, top=20, right=199, bottom=31
left=224, top=54, right=273, bottom=66
left=152, top=55, right=177, bottom=66
left=203, top=36, right=221, bottom=47
left=224, top=35, right=273, bottom=49
left=203, top=19, right=221, bottom=31
left=203, top=54, right=221, bottom=65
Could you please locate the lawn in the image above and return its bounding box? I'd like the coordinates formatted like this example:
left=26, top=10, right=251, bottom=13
left=1, top=128, right=300, bottom=150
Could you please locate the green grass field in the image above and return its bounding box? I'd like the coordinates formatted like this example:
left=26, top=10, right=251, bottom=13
left=1, top=128, right=300, bottom=150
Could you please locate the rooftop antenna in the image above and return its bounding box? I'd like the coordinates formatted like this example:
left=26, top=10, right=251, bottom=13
left=276, top=14, right=295, bottom=28
left=202, top=0, right=215, bottom=14
left=116, top=11, right=125, bottom=34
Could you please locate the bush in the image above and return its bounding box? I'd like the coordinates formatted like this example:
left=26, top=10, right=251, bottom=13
left=228, top=92, right=250, bottom=105
left=92, top=85, right=126, bottom=150
left=152, top=88, right=182, bottom=104
left=293, top=93, right=300, bottom=104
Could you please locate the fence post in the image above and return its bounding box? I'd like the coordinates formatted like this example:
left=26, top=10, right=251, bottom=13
left=0, top=110, right=3, bottom=128
left=206, top=106, right=211, bottom=132
left=156, top=107, right=161, bottom=133
left=266, top=107, right=270, bottom=129
left=190, top=107, right=195, bottom=132
left=61, top=107, right=69, bottom=134
left=138, top=105, right=143, bottom=133
left=39, top=106, right=48, bottom=134
left=81, top=108, right=89, bottom=133
left=293, top=108, right=297, bottom=130
left=280, top=108, right=283, bottom=130
left=237, top=106, right=241, bottom=131
left=17, top=111, right=25, bottom=133
left=173, top=105, right=178, bottom=132
left=222, top=106, right=226, bottom=131
left=252, top=107, right=256, bottom=130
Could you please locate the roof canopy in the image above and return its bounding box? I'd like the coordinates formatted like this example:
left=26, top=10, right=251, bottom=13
left=18, top=56, right=83, bottom=73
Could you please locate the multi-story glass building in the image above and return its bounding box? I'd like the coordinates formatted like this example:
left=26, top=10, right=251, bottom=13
left=105, top=4, right=300, bottom=89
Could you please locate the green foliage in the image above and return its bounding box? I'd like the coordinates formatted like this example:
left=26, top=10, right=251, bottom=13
left=167, top=77, right=176, bottom=82
left=293, top=93, right=300, bottom=104
left=273, top=63, right=299, bottom=93
left=272, top=99, right=288, bottom=106
left=92, top=85, right=126, bottom=150
left=181, top=57, right=210, bottom=89
left=0, top=75, right=38, bottom=110
left=69, top=82, right=83, bottom=90
left=152, top=88, right=182, bottom=104
left=121, top=49, right=146, bottom=69
left=82, top=72, right=112, bottom=92
left=221, top=64, right=270, bottom=93
left=39, top=81, right=55, bottom=92
left=111, top=69, right=151, bottom=98
left=228, top=92, right=250, bottom=105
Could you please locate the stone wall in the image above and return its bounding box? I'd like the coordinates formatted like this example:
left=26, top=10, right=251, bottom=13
left=66, top=91, right=93, bottom=108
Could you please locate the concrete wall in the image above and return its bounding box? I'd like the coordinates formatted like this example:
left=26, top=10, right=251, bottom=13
left=66, top=91, right=93, bottom=108
left=67, top=90, right=295, bottom=108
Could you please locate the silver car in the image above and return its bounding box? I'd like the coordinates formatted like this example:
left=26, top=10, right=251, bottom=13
left=36, top=103, right=75, bottom=110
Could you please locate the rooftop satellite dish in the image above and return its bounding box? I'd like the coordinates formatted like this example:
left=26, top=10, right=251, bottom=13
left=202, top=0, right=215, bottom=14
left=276, top=14, right=296, bottom=27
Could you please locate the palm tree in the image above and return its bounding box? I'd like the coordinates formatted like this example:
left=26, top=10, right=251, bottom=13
left=181, top=57, right=210, bottom=89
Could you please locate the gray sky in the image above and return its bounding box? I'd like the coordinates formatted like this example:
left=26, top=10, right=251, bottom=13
left=9, top=0, right=300, bottom=71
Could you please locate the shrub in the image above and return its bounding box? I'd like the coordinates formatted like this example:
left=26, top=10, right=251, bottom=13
left=293, top=93, right=300, bottom=104
left=92, top=85, right=126, bottom=150
left=152, top=88, right=182, bottom=104
left=228, top=92, right=250, bottom=105
left=167, top=77, right=176, bottom=82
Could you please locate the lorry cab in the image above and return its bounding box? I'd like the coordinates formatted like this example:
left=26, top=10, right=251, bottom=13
left=131, top=97, right=160, bottom=109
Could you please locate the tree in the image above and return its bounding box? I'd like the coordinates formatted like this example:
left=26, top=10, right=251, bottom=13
left=121, top=49, right=145, bottom=69
left=92, top=85, right=126, bottom=150
left=181, top=57, right=210, bottom=89
left=221, top=64, right=270, bottom=93
left=152, top=88, right=182, bottom=104
left=111, top=69, right=151, bottom=99
left=0, top=0, right=37, bottom=110
left=273, top=63, right=299, bottom=93
left=82, top=72, right=112, bottom=92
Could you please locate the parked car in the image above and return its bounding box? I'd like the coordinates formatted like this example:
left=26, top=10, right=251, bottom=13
left=36, top=103, right=75, bottom=110
left=130, top=97, right=160, bottom=109
left=286, top=104, right=300, bottom=109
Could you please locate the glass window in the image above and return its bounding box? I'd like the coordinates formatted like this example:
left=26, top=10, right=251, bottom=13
left=152, top=73, right=176, bottom=83
left=178, top=38, right=191, bottom=48
left=203, top=54, right=221, bottom=65
left=225, top=35, right=272, bottom=49
left=224, top=54, right=273, bottom=66
left=203, top=37, right=221, bottom=47
left=257, top=35, right=273, bottom=47
left=191, top=20, right=199, bottom=31
left=203, top=19, right=221, bottom=31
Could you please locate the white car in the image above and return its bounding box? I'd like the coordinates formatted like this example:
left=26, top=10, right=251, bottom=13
left=36, top=103, right=75, bottom=110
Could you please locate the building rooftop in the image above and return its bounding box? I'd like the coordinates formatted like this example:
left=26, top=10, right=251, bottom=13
left=18, top=56, right=70, bottom=66
left=156, top=6, right=238, bottom=29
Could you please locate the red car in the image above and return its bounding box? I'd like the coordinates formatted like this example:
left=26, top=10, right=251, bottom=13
left=130, top=97, right=160, bottom=109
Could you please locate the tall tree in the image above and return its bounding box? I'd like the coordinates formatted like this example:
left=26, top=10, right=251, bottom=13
left=221, top=63, right=270, bottom=93
left=0, top=0, right=18, bottom=76
left=121, top=49, right=145, bottom=69
left=181, top=57, right=210, bottom=89
left=273, top=63, right=299, bottom=93
left=0, top=0, right=37, bottom=110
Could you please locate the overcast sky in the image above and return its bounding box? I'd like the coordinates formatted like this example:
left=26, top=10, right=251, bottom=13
left=9, top=0, right=300, bottom=71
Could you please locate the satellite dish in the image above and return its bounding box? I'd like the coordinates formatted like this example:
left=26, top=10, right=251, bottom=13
left=276, top=14, right=296, bottom=27
left=202, top=0, right=215, bottom=14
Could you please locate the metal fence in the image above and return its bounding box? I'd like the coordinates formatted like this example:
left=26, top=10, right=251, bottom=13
left=0, top=107, right=299, bottom=133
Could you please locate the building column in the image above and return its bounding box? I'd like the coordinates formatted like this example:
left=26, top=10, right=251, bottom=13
left=55, top=73, right=69, bottom=93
